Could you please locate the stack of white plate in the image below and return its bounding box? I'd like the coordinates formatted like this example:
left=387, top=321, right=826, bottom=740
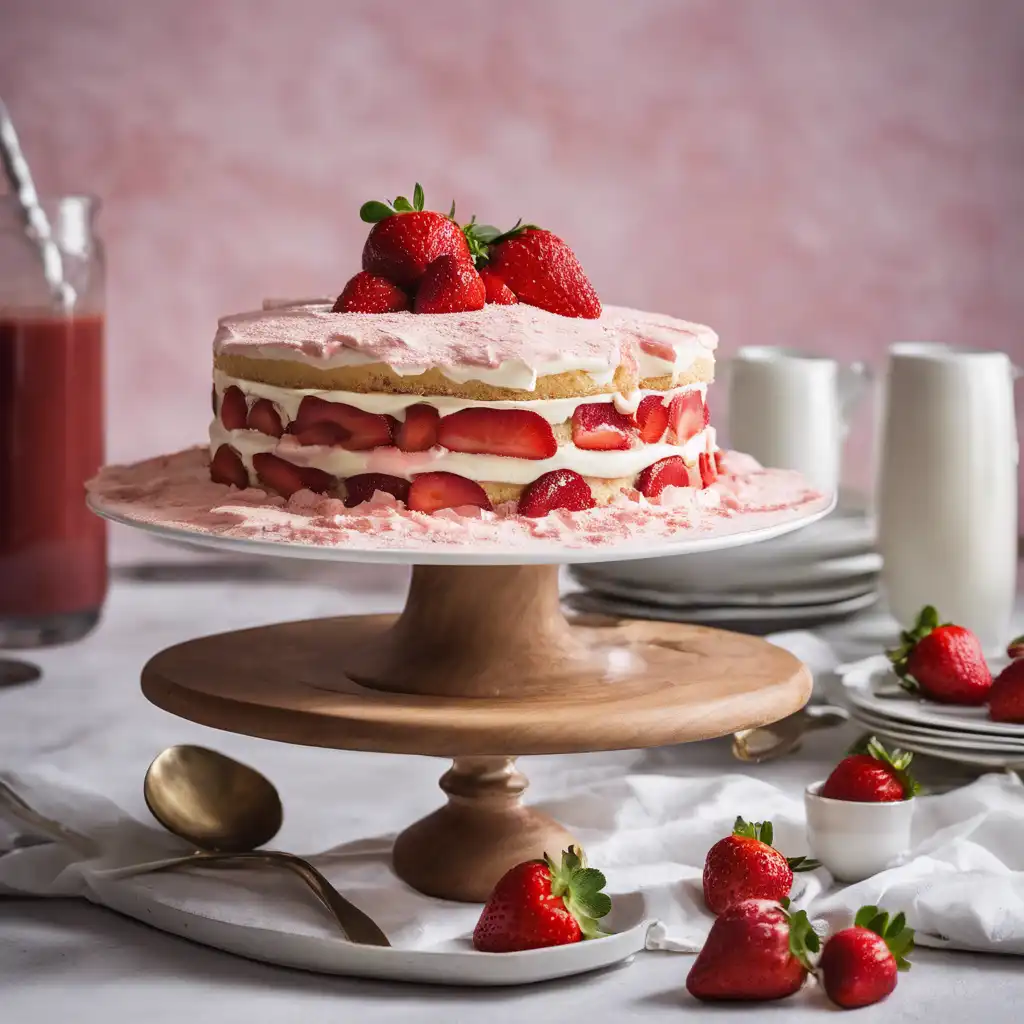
left=836, top=655, right=1024, bottom=770
left=567, top=493, right=881, bottom=633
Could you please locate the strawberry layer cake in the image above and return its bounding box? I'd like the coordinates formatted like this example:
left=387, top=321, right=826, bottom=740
left=209, top=184, right=721, bottom=518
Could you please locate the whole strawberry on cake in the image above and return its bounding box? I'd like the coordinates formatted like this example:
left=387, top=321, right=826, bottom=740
left=209, top=184, right=721, bottom=517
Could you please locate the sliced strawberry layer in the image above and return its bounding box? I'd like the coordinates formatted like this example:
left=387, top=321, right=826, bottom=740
left=291, top=396, right=393, bottom=450
left=437, top=408, right=557, bottom=460
left=407, top=472, right=492, bottom=513
left=219, top=385, right=249, bottom=431
left=571, top=403, right=633, bottom=451
left=247, top=399, right=284, bottom=438
left=668, top=391, right=706, bottom=444
left=635, top=395, right=670, bottom=444
left=209, top=445, right=248, bottom=488
left=343, top=473, right=411, bottom=508
left=252, top=452, right=334, bottom=499
left=517, top=470, right=595, bottom=516
left=396, top=404, right=440, bottom=452
left=699, top=451, right=718, bottom=488
left=290, top=421, right=348, bottom=447
left=636, top=456, right=692, bottom=498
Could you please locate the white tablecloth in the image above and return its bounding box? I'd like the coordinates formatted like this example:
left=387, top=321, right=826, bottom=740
left=2, top=533, right=1022, bottom=1022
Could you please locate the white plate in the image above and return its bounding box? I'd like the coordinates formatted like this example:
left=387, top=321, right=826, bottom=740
left=89, top=493, right=835, bottom=568
left=569, top=569, right=878, bottom=609
left=847, top=708, right=1024, bottom=753
left=89, top=875, right=653, bottom=986
left=850, top=730, right=1024, bottom=771
left=573, top=496, right=877, bottom=593
left=838, top=655, right=1024, bottom=739
left=565, top=589, right=878, bottom=631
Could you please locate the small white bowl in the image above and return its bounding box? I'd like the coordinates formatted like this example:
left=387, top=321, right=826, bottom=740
left=804, top=781, right=915, bottom=882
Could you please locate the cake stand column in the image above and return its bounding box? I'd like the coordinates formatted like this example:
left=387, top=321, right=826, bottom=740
left=391, top=755, right=576, bottom=902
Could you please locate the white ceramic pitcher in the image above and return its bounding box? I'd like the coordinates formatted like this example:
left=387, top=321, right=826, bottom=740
left=724, top=347, right=870, bottom=495
left=877, top=343, right=1020, bottom=651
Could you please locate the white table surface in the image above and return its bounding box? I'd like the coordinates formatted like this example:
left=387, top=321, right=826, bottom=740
left=2, top=533, right=1022, bottom=1023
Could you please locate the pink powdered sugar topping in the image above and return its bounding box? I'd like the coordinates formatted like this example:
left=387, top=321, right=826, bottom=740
left=87, top=448, right=827, bottom=556
left=214, top=302, right=717, bottom=375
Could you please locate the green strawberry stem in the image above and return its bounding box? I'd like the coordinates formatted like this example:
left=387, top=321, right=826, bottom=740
left=854, top=905, right=915, bottom=971
left=886, top=605, right=948, bottom=693
left=359, top=182, right=444, bottom=223
left=1007, top=635, right=1024, bottom=660
left=846, top=736, right=921, bottom=798
left=544, top=846, right=612, bottom=940
left=780, top=899, right=821, bottom=973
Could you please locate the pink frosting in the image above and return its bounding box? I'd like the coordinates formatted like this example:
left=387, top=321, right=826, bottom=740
left=87, top=449, right=826, bottom=555
left=213, top=302, right=717, bottom=375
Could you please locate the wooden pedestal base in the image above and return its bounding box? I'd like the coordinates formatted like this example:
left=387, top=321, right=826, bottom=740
left=392, top=757, right=576, bottom=901
left=141, top=562, right=811, bottom=901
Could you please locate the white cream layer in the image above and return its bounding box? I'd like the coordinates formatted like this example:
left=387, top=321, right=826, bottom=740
left=210, top=421, right=716, bottom=485
left=214, top=370, right=707, bottom=426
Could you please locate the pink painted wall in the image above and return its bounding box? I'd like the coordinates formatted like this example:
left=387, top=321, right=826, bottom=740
left=3, top=0, right=1023, bottom=504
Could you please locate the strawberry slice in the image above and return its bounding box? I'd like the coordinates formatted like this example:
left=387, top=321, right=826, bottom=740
left=407, top=472, right=492, bottom=513
left=437, top=408, right=557, bottom=459
left=517, top=470, right=596, bottom=516
left=478, top=265, right=518, bottom=305
left=571, top=403, right=633, bottom=451
left=395, top=404, right=440, bottom=452
left=636, top=456, right=691, bottom=498
left=209, top=445, right=248, bottom=488
left=343, top=473, right=411, bottom=508
left=635, top=395, right=669, bottom=444
left=219, top=385, right=249, bottom=431
left=290, top=421, right=347, bottom=447
left=714, top=449, right=724, bottom=475
left=668, top=391, right=706, bottom=443
left=246, top=398, right=284, bottom=438
left=414, top=254, right=486, bottom=314
left=487, top=228, right=601, bottom=319
left=291, top=396, right=393, bottom=450
left=699, top=451, right=718, bottom=488
left=332, top=271, right=410, bottom=313
left=252, top=453, right=334, bottom=498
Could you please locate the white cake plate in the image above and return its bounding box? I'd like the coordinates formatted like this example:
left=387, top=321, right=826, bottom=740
left=86, top=455, right=831, bottom=984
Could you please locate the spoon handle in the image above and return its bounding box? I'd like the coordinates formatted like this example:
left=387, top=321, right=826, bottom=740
left=102, top=850, right=390, bottom=947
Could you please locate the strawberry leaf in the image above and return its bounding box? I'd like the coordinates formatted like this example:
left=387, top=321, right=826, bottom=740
left=859, top=737, right=920, bottom=799
left=785, top=907, right=820, bottom=973
left=488, top=218, right=539, bottom=246
left=732, top=816, right=775, bottom=847
left=855, top=904, right=915, bottom=971
left=360, top=200, right=394, bottom=223
left=413, top=182, right=425, bottom=211
left=448, top=200, right=457, bottom=220
left=855, top=905, right=880, bottom=929
left=392, top=195, right=414, bottom=212
left=787, top=855, right=821, bottom=872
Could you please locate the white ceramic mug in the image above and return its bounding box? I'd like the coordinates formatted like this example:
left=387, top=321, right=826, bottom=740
left=877, top=343, right=1020, bottom=651
left=723, top=347, right=870, bottom=495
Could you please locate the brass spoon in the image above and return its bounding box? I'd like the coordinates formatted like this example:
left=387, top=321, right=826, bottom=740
left=131, top=745, right=389, bottom=946
left=732, top=705, right=850, bottom=763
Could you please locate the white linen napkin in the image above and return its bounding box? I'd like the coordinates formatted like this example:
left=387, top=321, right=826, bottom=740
left=3, top=762, right=1023, bottom=957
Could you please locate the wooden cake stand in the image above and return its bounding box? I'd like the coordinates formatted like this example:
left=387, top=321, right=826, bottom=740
left=106, top=501, right=832, bottom=905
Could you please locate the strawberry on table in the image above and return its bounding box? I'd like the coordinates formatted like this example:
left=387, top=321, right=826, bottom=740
left=517, top=470, right=596, bottom=517
left=473, top=846, right=611, bottom=953
left=820, top=737, right=919, bottom=803
left=686, top=898, right=819, bottom=1002
left=332, top=271, right=410, bottom=314
left=887, top=605, right=992, bottom=705
left=989, top=657, right=1024, bottom=723
left=414, top=254, right=486, bottom=314
left=486, top=225, right=601, bottom=319
left=703, top=816, right=818, bottom=915
left=819, top=905, right=914, bottom=1009
left=478, top=265, right=518, bottom=305
left=359, top=184, right=470, bottom=287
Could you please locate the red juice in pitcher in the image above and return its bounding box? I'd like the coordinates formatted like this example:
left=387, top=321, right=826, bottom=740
left=0, top=311, right=107, bottom=643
